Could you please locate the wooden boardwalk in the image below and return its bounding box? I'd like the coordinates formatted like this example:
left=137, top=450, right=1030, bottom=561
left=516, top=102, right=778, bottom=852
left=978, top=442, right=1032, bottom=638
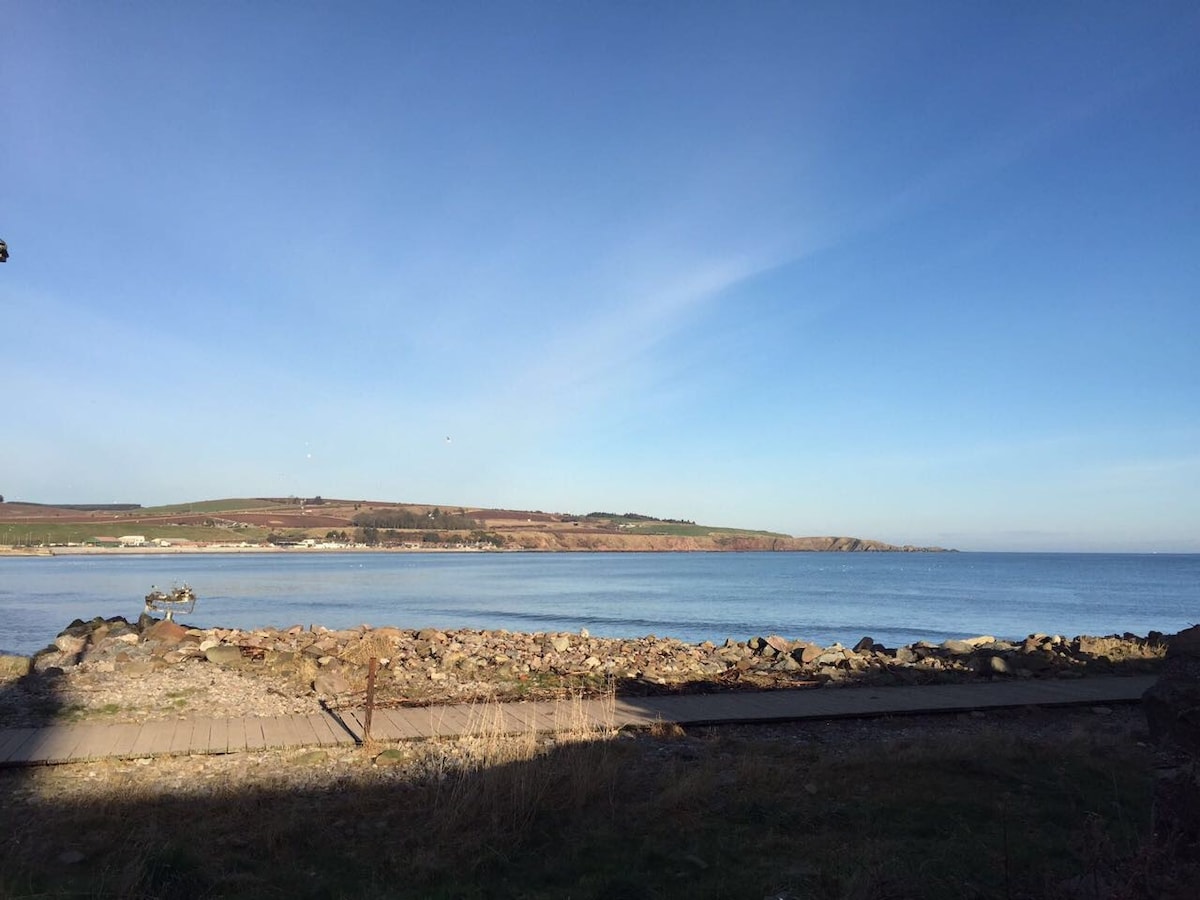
left=0, top=675, right=1156, bottom=768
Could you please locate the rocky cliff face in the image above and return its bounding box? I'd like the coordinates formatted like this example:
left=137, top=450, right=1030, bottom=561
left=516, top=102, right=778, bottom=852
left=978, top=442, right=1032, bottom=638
left=503, top=532, right=947, bottom=552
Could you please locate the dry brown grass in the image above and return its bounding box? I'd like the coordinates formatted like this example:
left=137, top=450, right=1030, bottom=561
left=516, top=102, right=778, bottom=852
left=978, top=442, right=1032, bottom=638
left=1, top=706, right=1186, bottom=900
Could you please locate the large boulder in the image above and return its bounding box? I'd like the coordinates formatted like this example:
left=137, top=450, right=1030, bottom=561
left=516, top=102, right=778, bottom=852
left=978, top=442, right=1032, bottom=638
left=142, top=618, right=190, bottom=645
left=204, top=644, right=243, bottom=666
left=53, top=633, right=88, bottom=655
left=313, top=670, right=352, bottom=696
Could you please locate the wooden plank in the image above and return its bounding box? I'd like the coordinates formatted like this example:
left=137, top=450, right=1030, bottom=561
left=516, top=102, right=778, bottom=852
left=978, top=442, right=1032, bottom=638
left=39, top=727, right=93, bottom=763
left=505, top=702, right=556, bottom=733
left=495, top=706, right=541, bottom=734
left=260, top=716, right=299, bottom=749
left=168, top=719, right=194, bottom=755
left=335, top=710, right=365, bottom=742
left=66, top=724, right=119, bottom=761
left=356, top=709, right=405, bottom=742
left=3, top=730, right=50, bottom=765
left=571, top=698, right=620, bottom=731
left=7, top=728, right=81, bottom=764
left=188, top=718, right=214, bottom=753
left=310, top=712, right=356, bottom=746
left=223, top=718, right=244, bottom=752
left=208, top=717, right=229, bottom=754
left=393, top=708, right=436, bottom=739
left=427, top=704, right=473, bottom=737
left=129, top=720, right=176, bottom=757
left=328, top=712, right=359, bottom=745
left=27, top=725, right=110, bottom=763
left=374, top=709, right=425, bottom=740
left=0, top=728, right=38, bottom=763
left=103, top=723, right=145, bottom=759
left=460, top=704, right=508, bottom=737
left=285, top=714, right=323, bottom=748
left=243, top=718, right=266, bottom=751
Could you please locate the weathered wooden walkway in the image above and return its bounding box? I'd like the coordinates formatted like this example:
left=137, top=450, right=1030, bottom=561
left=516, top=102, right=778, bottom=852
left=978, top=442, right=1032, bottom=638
left=0, top=675, right=1155, bottom=768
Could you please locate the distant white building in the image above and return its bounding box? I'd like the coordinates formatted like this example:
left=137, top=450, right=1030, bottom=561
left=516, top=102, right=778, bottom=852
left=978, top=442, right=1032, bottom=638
left=118, top=535, right=147, bottom=547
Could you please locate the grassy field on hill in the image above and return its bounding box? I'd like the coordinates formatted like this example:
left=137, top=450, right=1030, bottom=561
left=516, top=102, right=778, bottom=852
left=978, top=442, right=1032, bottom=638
left=1, top=523, right=269, bottom=546
left=138, top=498, right=284, bottom=515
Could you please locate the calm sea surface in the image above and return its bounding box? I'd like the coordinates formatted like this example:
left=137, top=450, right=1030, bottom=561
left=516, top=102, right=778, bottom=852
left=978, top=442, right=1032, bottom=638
left=1, top=551, right=1196, bottom=656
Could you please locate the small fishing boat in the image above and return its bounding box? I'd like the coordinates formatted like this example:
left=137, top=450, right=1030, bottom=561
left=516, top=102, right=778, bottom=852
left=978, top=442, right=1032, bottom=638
left=144, top=583, right=197, bottom=620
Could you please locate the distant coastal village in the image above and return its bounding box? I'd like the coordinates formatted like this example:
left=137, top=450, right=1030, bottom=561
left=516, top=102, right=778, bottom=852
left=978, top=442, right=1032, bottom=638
left=0, top=496, right=948, bottom=554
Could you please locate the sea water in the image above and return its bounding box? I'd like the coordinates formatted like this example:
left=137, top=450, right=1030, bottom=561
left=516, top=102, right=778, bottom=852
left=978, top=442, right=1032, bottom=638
left=0, top=551, right=1196, bottom=656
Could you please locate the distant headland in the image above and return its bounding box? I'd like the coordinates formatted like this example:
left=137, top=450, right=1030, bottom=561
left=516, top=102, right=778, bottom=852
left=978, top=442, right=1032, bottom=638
left=0, top=496, right=950, bottom=553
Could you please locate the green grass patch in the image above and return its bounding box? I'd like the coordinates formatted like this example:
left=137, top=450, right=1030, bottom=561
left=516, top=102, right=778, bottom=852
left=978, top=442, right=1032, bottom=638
left=3, top=522, right=270, bottom=546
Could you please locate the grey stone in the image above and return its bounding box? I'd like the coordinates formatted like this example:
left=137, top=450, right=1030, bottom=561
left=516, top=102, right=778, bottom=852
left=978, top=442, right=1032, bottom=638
left=988, top=655, right=1011, bottom=675
left=964, top=635, right=998, bottom=647
left=142, top=618, right=189, bottom=645
left=374, top=749, right=409, bottom=767
left=793, top=643, right=822, bottom=664
left=33, top=651, right=76, bottom=673
left=894, top=646, right=918, bottom=664
left=941, top=639, right=975, bottom=655
left=54, top=634, right=87, bottom=655
left=1021, top=651, right=1054, bottom=672
left=291, top=750, right=329, bottom=765
left=314, top=670, right=352, bottom=695
left=765, top=634, right=791, bottom=653
left=122, top=659, right=160, bottom=676
left=205, top=644, right=243, bottom=666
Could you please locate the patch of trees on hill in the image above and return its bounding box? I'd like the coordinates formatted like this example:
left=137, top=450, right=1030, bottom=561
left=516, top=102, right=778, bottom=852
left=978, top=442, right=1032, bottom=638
left=352, top=508, right=479, bottom=530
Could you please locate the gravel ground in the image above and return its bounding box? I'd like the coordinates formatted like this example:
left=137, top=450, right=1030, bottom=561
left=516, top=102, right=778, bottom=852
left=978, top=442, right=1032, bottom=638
left=0, top=660, right=325, bottom=728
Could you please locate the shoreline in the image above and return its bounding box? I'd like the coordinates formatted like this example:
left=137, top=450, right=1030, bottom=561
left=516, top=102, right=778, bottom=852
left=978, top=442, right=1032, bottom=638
left=0, top=544, right=955, bottom=556
left=1, top=616, right=1166, bottom=729
left=0, top=545, right=503, bottom=556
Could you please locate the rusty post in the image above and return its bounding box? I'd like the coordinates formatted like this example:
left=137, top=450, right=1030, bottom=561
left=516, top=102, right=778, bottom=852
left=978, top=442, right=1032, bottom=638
left=364, top=656, right=378, bottom=742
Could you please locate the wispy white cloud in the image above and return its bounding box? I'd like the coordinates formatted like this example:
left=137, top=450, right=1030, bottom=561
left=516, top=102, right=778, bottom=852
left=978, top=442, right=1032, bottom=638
left=452, top=248, right=788, bottom=437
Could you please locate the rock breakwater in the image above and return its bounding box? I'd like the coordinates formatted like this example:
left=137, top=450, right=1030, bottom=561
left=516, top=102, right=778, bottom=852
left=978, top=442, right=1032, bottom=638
left=0, top=616, right=1165, bottom=728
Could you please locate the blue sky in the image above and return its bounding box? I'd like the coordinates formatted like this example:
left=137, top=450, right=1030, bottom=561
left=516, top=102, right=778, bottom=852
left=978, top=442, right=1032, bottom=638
left=2, top=2, right=1198, bottom=552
